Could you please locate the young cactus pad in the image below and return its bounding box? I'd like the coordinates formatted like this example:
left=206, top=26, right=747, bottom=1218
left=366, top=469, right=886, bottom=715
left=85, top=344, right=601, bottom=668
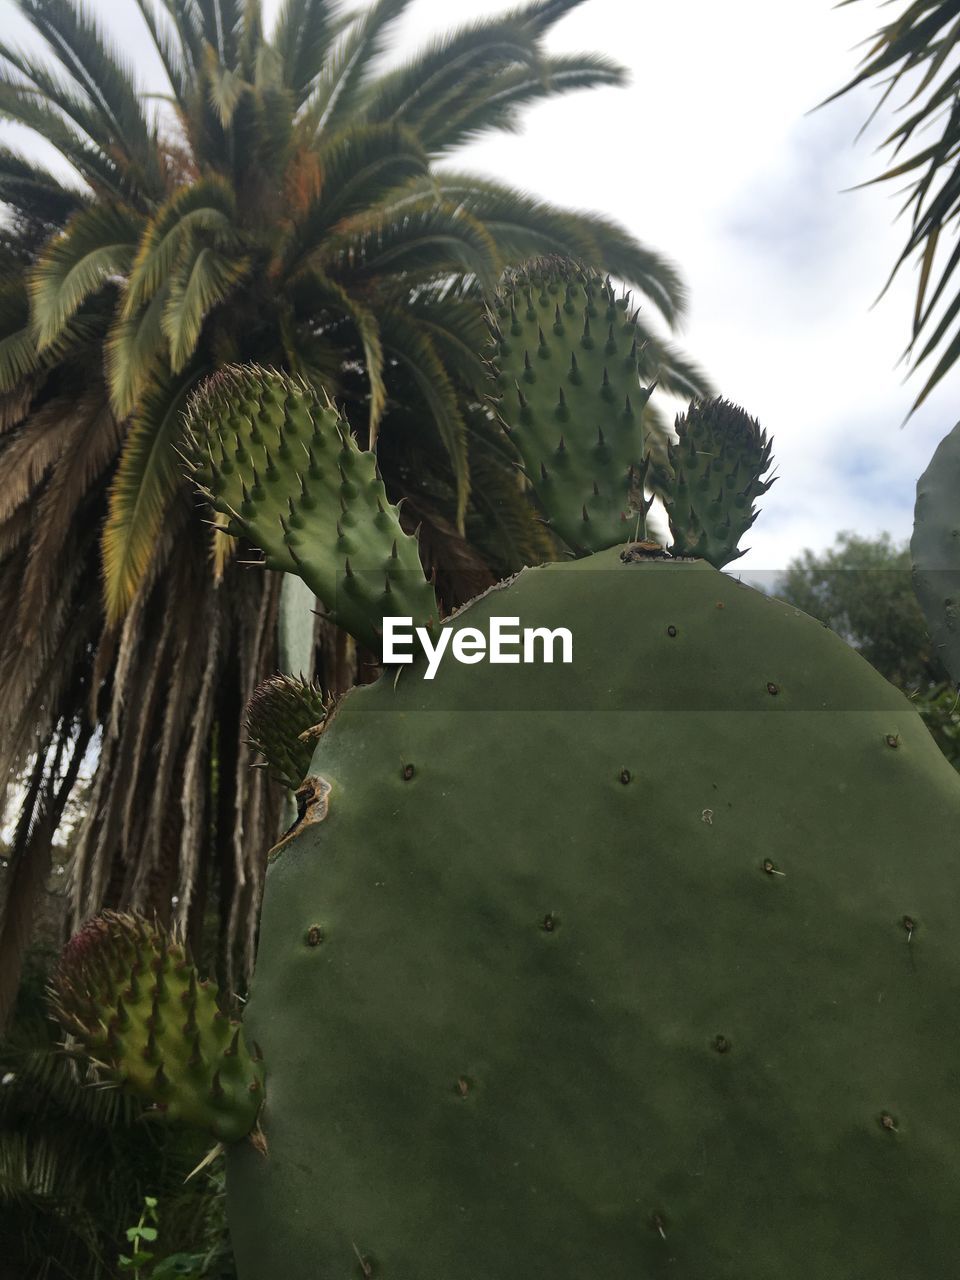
left=489, top=259, right=654, bottom=552
left=51, top=912, right=263, bottom=1144
left=181, top=365, right=438, bottom=652
left=664, top=396, right=775, bottom=567
left=226, top=549, right=960, bottom=1279
left=246, top=673, right=329, bottom=791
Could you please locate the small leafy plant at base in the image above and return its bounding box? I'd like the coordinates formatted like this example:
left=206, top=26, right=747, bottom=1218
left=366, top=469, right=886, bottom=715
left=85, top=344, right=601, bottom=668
left=119, top=1196, right=207, bottom=1280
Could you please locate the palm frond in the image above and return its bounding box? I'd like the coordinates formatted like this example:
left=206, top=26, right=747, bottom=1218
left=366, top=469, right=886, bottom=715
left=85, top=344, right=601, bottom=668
left=204, top=43, right=249, bottom=126
left=299, top=0, right=414, bottom=134
left=105, top=284, right=169, bottom=416
left=0, top=289, right=41, bottom=393
left=162, top=241, right=250, bottom=370
left=0, top=394, right=90, bottom=521
left=417, top=52, right=625, bottom=154
left=381, top=310, right=470, bottom=528
left=282, top=121, right=427, bottom=273
left=321, top=198, right=502, bottom=292
left=0, top=80, right=124, bottom=195
left=513, top=0, right=592, bottom=35
left=825, top=0, right=960, bottom=411
left=19, top=391, right=120, bottom=626
left=157, top=0, right=206, bottom=80
left=0, top=144, right=87, bottom=224
left=14, top=0, right=163, bottom=196
left=273, top=0, right=341, bottom=104
left=101, top=369, right=205, bottom=620
left=124, top=176, right=239, bottom=316
left=359, top=15, right=539, bottom=127
left=131, top=0, right=191, bottom=105
left=29, top=202, right=141, bottom=351
left=407, top=173, right=688, bottom=324
left=305, top=269, right=386, bottom=441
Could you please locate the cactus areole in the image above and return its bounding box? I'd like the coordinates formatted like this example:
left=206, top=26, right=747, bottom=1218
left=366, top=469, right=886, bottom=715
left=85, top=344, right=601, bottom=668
left=53, top=260, right=960, bottom=1277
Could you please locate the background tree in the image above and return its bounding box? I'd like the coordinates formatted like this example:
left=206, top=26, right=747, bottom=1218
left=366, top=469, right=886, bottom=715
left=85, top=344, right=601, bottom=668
left=774, top=530, right=960, bottom=767
left=0, top=0, right=709, bottom=1017
left=826, top=0, right=960, bottom=412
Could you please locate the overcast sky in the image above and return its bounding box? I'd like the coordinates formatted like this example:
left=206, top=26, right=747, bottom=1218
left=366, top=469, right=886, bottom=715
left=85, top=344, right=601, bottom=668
left=1, top=0, right=953, bottom=573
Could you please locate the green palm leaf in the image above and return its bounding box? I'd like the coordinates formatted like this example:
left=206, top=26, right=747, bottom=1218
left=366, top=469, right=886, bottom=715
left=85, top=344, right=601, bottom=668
left=105, top=284, right=169, bottom=416
left=162, top=241, right=250, bottom=371
left=0, top=80, right=122, bottom=194
left=0, top=145, right=86, bottom=223
left=826, top=0, right=960, bottom=411
left=322, top=198, right=501, bottom=291
left=282, top=122, right=428, bottom=275
left=415, top=52, right=626, bottom=153
left=300, top=0, right=415, bottom=134
left=124, top=177, right=240, bottom=316
left=359, top=15, right=540, bottom=127
left=102, top=369, right=205, bottom=620
left=29, top=202, right=142, bottom=350
left=274, top=0, right=340, bottom=103
left=14, top=0, right=163, bottom=195
left=304, top=269, right=387, bottom=440
left=381, top=309, right=471, bottom=528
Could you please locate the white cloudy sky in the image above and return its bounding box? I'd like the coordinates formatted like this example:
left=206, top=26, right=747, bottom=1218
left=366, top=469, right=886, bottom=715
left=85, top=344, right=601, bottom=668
left=1, top=0, right=953, bottom=572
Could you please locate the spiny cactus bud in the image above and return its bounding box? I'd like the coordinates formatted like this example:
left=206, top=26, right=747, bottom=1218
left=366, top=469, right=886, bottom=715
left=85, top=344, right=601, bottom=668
left=664, top=396, right=775, bottom=568
left=180, top=364, right=438, bottom=653
left=246, top=673, right=329, bottom=789
left=488, top=258, right=654, bottom=554
left=50, top=912, right=263, bottom=1144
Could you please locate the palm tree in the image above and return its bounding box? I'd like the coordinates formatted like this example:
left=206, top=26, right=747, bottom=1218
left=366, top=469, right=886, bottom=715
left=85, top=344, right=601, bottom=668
left=0, top=0, right=709, bottom=1014
left=826, top=0, right=960, bottom=412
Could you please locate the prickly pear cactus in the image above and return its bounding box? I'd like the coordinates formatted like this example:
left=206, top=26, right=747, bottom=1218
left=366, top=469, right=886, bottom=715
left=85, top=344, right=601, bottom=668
left=54, top=263, right=960, bottom=1278
left=180, top=365, right=437, bottom=651
left=51, top=912, right=263, bottom=1143
left=664, top=396, right=775, bottom=567
left=246, top=673, right=329, bottom=790
left=489, top=260, right=654, bottom=552
left=226, top=549, right=960, bottom=1278
left=912, top=417, right=960, bottom=683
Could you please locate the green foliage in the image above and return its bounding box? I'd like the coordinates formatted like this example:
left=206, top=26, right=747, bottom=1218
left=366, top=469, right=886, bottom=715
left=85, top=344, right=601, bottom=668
left=119, top=1194, right=216, bottom=1279
left=826, top=0, right=960, bottom=412
left=775, top=530, right=960, bottom=771
left=776, top=531, right=941, bottom=689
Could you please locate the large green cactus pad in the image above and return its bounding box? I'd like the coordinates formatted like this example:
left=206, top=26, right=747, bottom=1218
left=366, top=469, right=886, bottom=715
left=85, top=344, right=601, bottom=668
left=181, top=366, right=438, bottom=652
left=489, top=260, right=654, bottom=552
left=912, top=417, right=960, bottom=684
left=227, top=551, right=960, bottom=1278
